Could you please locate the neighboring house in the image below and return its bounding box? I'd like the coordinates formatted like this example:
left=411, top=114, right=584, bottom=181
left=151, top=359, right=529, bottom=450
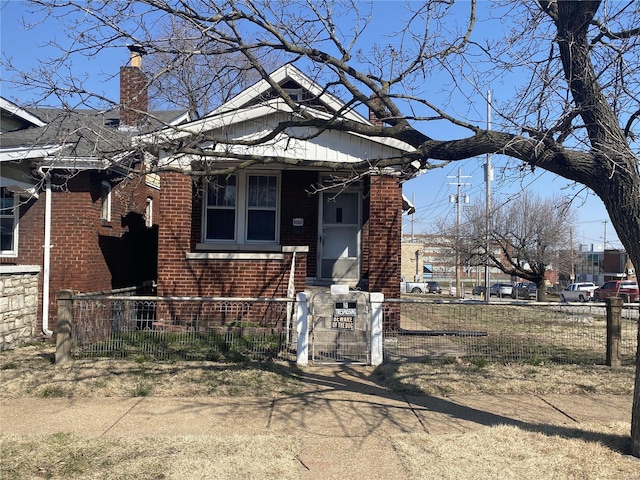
left=137, top=65, right=417, bottom=326
left=0, top=47, right=187, bottom=343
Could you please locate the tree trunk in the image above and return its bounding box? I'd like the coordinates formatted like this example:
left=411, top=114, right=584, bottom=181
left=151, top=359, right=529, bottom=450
left=634, top=322, right=640, bottom=456
left=545, top=1, right=640, bottom=455
left=535, top=280, right=547, bottom=302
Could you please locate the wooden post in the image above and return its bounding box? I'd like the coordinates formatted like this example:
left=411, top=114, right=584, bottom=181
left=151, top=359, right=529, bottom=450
left=55, top=290, right=74, bottom=364
left=605, top=297, right=622, bottom=368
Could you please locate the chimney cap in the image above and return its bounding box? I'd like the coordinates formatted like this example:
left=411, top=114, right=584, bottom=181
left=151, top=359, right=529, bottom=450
left=127, top=44, right=147, bottom=55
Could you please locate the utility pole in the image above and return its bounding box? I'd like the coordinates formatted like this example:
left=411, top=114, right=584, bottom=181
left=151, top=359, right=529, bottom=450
left=484, top=90, right=493, bottom=302
left=570, top=226, right=574, bottom=281
left=602, top=220, right=608, bottom=250
left=448, top=168, right=471, bottom=297
left=410, top=192, right=415, bottom=243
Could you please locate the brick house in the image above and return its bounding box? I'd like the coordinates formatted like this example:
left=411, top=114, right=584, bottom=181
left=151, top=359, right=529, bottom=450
left=0, top=48, right=187, bottom=340
left=137, top=65, right=415, bottom=318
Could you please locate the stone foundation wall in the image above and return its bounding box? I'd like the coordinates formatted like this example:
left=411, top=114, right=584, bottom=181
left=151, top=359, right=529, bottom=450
left=0, top=266, right=40, bottom=350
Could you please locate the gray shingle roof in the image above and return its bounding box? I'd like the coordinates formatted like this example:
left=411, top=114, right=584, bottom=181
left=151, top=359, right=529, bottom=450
left=1, top=108, right=187, bottom=160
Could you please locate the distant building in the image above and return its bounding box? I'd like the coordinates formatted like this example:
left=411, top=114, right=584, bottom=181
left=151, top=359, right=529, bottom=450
left=401, top=234, right=511, bottom=289
left=573, top=245, right=636, bottom=286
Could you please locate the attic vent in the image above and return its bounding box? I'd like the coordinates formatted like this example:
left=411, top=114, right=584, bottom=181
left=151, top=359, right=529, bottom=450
left=284, top=88, right=303, bottom=101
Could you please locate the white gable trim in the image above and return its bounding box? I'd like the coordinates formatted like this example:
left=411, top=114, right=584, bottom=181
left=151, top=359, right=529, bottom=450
left=136, top=99, right=414, bottom=154
left=0, top=176, right=38, bottom=199
left=0, top=97, right=47, bottom=127
left=210, top=65, right=367, bottom=124
left=0, top=145, right=63, bottom=162
left=135, top=99, right=290, bottom=145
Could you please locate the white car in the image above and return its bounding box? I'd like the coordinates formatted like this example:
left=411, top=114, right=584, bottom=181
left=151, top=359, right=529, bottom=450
left=489, top=283, right=513, bottom=297
left=560, top=282, right=597, bottom=302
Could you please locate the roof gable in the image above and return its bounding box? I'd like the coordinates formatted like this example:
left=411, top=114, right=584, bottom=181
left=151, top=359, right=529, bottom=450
left=0, top=97, right=47, bottom=132
left=136, top=64, right=413, bottom=156
left=210, top=65, right=366, bottom=123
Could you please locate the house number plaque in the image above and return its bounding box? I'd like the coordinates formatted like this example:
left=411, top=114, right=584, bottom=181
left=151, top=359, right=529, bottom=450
left=332, top=301, right=356, bottom=330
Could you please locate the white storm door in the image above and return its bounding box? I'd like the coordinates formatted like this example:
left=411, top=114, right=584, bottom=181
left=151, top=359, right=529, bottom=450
left=319, top=192, right=360, bottom=282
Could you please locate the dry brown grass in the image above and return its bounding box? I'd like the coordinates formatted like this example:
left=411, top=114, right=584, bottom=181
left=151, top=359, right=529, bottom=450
left=0, top=344, right=635, bottom=398
left=373, top=361, right=635, bottom=396
left=392, top=423, right=639, bottom=480
left=0, top=433, right=300, bottom=480
left=1, top=343, right=638, bottom=479
left=0, top=344, right=306, bottom=399
left=2, top=426, right=638, bottom=480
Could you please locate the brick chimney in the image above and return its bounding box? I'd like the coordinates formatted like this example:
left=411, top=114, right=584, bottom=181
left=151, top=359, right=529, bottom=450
left=120, top=44, right=148, bottom=129
left=368, top=94, right=384, bottom=127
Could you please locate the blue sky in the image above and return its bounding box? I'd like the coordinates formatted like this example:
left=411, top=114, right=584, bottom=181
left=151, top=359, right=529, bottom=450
left=0, top=0, right=623, bottom=249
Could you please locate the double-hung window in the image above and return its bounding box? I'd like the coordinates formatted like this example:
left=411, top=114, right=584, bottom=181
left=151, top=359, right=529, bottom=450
left=205, top=175, right=237, bottom=240
left=204, top=173, right=279, bottom=244
left=100, top=181, right=112, bottom=222
left=0, top=187, right=18, bottom=257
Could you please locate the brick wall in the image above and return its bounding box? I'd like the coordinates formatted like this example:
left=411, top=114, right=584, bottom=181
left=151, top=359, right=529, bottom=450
left=157, top=171, right=309, bottom=300
left=157, top=172, right=193, bottom=297
left=156, top=170, right=401, bottom=327
left=7, top=170, right=157, bottom=334
left=366, top=174, right=401, bottom=328
left=279, top=170, right=318, bottom=277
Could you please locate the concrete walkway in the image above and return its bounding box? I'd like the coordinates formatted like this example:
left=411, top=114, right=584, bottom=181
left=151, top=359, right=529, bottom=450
left=0, top=368, right=633, bottom=479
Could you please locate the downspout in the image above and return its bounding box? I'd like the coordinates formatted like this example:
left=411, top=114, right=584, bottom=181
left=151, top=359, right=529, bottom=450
left=37, top=168, right=53, bottom=336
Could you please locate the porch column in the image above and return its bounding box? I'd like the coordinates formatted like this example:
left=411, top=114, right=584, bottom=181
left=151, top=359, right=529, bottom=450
left=157, top=172, right=193, bottom=297
left=367, top=173, right=401, bottom=330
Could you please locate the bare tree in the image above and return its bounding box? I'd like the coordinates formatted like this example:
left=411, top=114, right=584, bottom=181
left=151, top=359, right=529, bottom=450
left=458, top=194, right=576, bottom=300
left=4, top=0, right=640, bottom=455
left=144, top=17, right=282, bottom=118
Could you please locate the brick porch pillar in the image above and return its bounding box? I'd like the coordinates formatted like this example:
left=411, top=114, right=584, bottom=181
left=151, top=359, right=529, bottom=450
left=367, top=173, right=402, bottom=330
left=157, top=172, right=192, bottom=297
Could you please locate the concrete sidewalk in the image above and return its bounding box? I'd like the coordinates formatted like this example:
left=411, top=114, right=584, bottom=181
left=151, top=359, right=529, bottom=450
left=1, top=375, right=632, bottom=480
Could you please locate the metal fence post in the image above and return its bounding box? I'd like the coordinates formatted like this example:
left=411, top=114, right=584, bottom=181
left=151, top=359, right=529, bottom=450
left=55, top=290, right=74, bottom=364
left=296, top=292, right=309, bottom=366
left=605, top=297, right=622, bottom=367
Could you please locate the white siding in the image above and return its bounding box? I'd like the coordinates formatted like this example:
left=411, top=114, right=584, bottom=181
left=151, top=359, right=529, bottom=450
left=204, top=112, right=407, bottom=164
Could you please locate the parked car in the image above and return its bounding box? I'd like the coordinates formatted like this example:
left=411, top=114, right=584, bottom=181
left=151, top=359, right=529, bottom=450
left=426, top=281, right=442, bottom=294
left=593, top=280, right=639, bottom=303
left=472, top=285, right=487, bottom=296
left=489, top=283, right=513, bottom=297
left=511, top=282, right=537, bottom=300
left=560, top=282, right=597, bottom=302
left=400, top=277, right=429, bottom=294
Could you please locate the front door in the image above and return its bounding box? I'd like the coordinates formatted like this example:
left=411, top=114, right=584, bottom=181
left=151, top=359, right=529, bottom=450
left=319, top=191, right=360, bottom=282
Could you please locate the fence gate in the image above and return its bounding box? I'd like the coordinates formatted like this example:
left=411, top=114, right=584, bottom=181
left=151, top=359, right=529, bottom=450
left=309, top=291, right=370, bottom=364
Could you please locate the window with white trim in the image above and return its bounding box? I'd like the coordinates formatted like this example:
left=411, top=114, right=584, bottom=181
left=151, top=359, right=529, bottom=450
left=204, top=173, right=279, bottom=243
left=0, top=187, right=18, bottom=257
left=100, top=181, right=111, bottom=221
left=145, top=196, right=153, bottom=228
